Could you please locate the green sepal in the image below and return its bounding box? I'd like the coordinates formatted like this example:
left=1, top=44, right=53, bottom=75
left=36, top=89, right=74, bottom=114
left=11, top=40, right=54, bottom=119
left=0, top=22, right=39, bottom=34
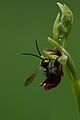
left=53, top=13, right=60, bottom=42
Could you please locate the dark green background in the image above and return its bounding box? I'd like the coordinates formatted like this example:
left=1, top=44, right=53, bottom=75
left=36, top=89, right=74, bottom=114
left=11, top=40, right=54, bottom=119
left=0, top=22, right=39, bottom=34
left=0, top=0, right=80, bottom=120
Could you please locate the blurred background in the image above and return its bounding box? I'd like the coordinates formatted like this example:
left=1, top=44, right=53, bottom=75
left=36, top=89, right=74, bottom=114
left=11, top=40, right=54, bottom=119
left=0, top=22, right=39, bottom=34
left=0, top=0, right=80, bottom=120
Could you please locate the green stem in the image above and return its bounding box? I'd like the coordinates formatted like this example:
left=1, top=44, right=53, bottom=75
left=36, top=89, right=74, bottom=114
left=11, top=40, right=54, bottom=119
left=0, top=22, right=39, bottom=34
left=48, top=37, right=80, bottom=112
left=65, top=65, right=80, bottom=112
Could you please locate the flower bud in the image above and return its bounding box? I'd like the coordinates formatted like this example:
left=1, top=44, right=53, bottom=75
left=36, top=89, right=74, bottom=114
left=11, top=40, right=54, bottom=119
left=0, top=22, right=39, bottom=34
left=53, top=2, right=73, bottom=46
left=57, top=2, right=73, bottom=41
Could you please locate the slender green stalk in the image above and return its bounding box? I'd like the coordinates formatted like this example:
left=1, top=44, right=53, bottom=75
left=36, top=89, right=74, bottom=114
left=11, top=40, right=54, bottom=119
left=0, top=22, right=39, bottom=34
left=48, top=37, right=80, bottom=112
left=65, top=66, right=80, bottom=112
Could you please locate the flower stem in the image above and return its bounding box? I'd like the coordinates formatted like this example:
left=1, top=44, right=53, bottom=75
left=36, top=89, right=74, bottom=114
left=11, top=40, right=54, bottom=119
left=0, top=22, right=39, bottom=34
left=65, top=66, right=80, bottom=112
left=48, top=37, right=80, bottom=112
